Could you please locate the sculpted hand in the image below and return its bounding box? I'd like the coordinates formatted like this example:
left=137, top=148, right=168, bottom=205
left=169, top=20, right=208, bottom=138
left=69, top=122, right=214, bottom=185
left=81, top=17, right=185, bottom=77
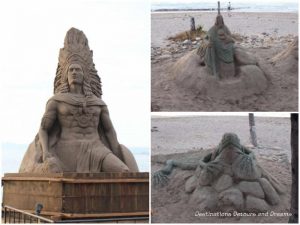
left=152, top=170, right=169, bottom=188
left=43, top=151, right=52, bottom=162
left=152, top=160, right=174, bottom=187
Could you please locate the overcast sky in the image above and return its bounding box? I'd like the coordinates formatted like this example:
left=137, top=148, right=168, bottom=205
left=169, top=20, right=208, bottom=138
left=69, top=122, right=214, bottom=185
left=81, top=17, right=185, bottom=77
left=0, top=0, right=150, bottom=148
left=152, top=0, right=298, bottom=3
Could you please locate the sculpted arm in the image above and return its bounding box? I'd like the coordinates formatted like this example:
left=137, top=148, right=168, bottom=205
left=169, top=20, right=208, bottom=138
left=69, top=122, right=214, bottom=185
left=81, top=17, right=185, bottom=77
left=153, top=158, right=200, bottom=187
left=100, top=106, right=123, bottom=161
left=39, top=100, right=58, bottom=161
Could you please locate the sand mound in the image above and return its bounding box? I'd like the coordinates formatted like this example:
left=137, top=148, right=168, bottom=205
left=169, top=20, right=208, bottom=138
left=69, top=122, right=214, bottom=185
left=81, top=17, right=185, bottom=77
left=152, top=150, right=291, bottom=223
left=172, top=49, right=268, bottom=101
left=153, top=133, right=286, bottom=214
left=271, top=38, right=298, bottom=74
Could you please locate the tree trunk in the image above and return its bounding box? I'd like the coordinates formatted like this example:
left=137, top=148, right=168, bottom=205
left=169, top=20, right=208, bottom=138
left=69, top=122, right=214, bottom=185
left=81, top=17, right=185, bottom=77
left=249, top=113, right=258, bottom=147
left=289, top=113, right=298, bottom=223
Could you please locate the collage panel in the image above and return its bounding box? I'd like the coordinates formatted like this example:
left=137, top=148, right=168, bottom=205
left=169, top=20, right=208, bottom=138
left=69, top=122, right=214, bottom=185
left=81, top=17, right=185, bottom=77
left=1, top=0, right=150, bottom=223
left=151, top=113, right=298, bottom=223
left=0, top=0, right=298, bottom=224
left=151, top=0, right=298, bottom=112
left=150, top=0, right=298, bottom=222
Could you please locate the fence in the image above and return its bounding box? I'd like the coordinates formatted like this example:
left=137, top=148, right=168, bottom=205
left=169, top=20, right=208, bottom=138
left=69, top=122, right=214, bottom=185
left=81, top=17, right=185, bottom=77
left=3, top=205, right=54, bottom=223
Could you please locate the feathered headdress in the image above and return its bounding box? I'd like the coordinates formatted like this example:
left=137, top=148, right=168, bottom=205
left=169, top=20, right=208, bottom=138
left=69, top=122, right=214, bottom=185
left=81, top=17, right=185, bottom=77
left=54, top=28, right=102, bottom=98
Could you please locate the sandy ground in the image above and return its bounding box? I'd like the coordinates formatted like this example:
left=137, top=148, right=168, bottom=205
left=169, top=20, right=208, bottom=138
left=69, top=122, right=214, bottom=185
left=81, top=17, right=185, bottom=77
left=151, top=12, right=298, bottom=48
left=151, top=116, right=293, bottom=223
left=152, top=116, right=291, bottom=157
left=151, top=12, right=298, bottom=111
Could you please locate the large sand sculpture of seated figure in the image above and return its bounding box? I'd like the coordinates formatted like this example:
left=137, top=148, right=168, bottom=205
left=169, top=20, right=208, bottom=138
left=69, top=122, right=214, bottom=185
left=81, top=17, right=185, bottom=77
left=173, top=11, right=269, bottom=101
left=198, top=14, right=235, bottom=78
left=153, top=133, right=285, bottom=212
left=19, top=28, right=139, bottom=173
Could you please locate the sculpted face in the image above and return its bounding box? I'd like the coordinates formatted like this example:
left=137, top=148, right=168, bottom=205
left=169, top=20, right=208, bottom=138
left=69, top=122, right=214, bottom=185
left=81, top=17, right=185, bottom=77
left=67, top=63, right=84, bottom=85
left=220, top=133, right=241, bottom=149
left=215, top=15, right=224, bottom=28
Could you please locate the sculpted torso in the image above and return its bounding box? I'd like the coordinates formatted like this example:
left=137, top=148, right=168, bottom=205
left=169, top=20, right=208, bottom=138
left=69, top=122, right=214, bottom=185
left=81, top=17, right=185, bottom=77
left=56, top=100, right=101, bottom=141
left=39, top=63, right=123, bottom=162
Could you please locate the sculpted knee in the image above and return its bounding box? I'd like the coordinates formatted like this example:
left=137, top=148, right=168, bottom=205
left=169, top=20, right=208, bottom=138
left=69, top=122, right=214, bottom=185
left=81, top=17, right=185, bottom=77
left=121, top=164, right=130, bottom=172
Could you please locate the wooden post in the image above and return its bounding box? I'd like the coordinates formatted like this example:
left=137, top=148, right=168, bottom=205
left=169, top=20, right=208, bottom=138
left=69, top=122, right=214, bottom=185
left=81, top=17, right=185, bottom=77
left=190, top=17, right=195, bottom=32
left=4, top=207, right=7, bottom=223
left=289, top=113, right=298, bottom=223
left=249, top=113, right=258, bottom=147
left=218, top=1, right=221, bottom=15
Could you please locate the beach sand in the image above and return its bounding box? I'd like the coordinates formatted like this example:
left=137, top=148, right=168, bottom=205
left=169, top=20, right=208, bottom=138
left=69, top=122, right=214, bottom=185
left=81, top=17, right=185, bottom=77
left=151, top=12, right=298, bottom=48
left=151, top=12, right=298, bottom=111
left=151, top=116, right=293, bottom=223
left=151, top=116, right=291, bottom=158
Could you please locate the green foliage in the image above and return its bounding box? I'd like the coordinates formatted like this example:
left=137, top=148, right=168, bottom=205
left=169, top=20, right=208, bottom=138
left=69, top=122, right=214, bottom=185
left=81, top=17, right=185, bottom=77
left=196, top=24, right=204, bottom=33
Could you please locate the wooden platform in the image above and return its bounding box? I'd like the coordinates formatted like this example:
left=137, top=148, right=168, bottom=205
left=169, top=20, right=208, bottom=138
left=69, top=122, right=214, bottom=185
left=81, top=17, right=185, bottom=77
left=2, top=173, right=149, bottom=221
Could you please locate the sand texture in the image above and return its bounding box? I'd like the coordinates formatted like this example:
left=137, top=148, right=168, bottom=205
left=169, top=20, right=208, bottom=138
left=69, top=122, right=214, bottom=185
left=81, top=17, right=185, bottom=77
left=151, top=12, right=298, bottom=111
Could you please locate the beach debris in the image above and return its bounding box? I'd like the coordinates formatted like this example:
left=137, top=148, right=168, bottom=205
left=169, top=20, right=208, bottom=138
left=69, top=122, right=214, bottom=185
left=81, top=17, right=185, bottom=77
left=182, top=39, right=192, bottom=45
left=153, top=31, right=296, bottom=64
left=151, top=126, right=159, bottom=132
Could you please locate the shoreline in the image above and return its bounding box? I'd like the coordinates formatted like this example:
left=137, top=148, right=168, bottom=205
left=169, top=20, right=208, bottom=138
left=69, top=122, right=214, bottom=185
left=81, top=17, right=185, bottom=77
left=152, top=7, right=249, bottom=12
left=152, top=10, right=298, bottom=14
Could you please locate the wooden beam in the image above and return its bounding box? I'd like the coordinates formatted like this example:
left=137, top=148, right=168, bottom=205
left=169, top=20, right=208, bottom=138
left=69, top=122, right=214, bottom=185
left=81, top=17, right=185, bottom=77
left=23, top=209, right=149, bottom=219
left=2, top=177, right=149, bottom=183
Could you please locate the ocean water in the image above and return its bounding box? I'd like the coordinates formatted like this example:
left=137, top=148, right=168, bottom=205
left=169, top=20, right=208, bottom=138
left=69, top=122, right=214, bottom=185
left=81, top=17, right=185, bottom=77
left=151, top=0, right=298, bottom=12
left=1, top=143, right=149, bottom=175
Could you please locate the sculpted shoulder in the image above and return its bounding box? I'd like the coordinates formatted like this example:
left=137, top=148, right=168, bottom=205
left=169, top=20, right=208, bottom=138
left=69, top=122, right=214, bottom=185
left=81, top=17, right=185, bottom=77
left=45, top=98, right=59, bottom=111
left=47, top=93, right=106, bottom=106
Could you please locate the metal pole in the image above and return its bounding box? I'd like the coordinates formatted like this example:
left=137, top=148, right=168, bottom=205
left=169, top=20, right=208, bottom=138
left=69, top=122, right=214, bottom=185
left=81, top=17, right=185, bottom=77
left=9, top=209, right=11, bottom=223
left=218, top=1, right=220, bottom=14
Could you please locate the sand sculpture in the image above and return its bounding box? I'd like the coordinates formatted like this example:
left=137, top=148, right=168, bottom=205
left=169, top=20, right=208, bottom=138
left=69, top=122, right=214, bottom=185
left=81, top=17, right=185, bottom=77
left=197, top=14, right=235, bottom=78
left=19, top=28, right=139, bottom=173
left=153, top=133, right=285, bottom=212
left=173, top=7, right=268, bottom=101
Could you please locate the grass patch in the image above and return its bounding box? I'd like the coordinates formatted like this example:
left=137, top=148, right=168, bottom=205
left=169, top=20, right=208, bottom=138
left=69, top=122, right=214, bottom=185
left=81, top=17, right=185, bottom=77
left=168, top=25, right=207, bottom=42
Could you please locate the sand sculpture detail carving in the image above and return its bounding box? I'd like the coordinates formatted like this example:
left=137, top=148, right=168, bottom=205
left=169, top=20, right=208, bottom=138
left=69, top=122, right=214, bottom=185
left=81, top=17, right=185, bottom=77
left=173, top=10, right=269, bottom=101
left=19, top=28, right=139, bottom=173
left=153, top=133, right=284, bottom=212
left=197, top=14, right=235, bottom=78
